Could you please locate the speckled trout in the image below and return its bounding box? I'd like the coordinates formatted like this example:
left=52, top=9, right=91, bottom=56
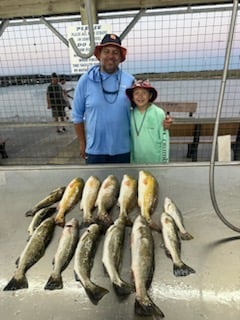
left=55, top=177, right=84, bottom=226
left=161, top=212, right=196, bottom=277
left=44, top=218, right=79, bottom=290
left=25, top=186, right=66, bottom=217
left=80, top=175, right=101, bottom=226
left=3, top=217, right=55, bottom=291
left=131, top=215, right=164, bottom=318
left=164, top=197, right=193, bottom=240
left=102, top=215, right=133, bottom=296
left=27, top=207, right=56, bottom=240
left=95, top=175, right=119, bottom=231
left=74, top=223, right=109, bottom=305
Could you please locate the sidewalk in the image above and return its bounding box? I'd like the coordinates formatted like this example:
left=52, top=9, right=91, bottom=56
left=0, top=123, right=85, bottom=165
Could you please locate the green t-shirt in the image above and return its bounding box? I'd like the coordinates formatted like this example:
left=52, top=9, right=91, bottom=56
left=130, top=104, right=170, bottom=164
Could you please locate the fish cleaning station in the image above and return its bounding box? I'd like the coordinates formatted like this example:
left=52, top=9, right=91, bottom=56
left=1, top=1, right=240, bottom=320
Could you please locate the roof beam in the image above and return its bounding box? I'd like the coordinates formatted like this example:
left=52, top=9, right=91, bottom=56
left=0, top=0, right=234, bottom=20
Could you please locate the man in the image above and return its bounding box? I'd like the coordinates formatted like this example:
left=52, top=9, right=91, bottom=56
left=46, top=72, right=67, bottom=133
left=72, top=34, right=134, bottom=164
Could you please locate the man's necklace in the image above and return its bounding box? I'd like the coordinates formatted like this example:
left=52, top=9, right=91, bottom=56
left=133, top=108, right=149, bottom=136
left=99, top=70, right=122, bottom=104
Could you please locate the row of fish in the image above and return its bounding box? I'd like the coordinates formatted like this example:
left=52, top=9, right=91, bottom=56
left=24, top=171, right=153, bottom=230
left=4, top=170, right=196, bottom=319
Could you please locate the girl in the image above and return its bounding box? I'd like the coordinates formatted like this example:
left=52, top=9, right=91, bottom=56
left=126, top=80, right=172, bottom=164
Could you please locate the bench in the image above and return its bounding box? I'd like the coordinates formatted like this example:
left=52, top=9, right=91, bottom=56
left=155, top=102, right=240, bottom=161
left=0, top=139, right=8, bottom=159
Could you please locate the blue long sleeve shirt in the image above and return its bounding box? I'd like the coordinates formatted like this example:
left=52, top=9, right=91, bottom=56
left=72, top=65, right=134, bottom=155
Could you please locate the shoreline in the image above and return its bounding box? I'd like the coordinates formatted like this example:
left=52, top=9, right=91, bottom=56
left=134, top=69, right=240, bottom=81
left=1, top=69, right=240, bottom=87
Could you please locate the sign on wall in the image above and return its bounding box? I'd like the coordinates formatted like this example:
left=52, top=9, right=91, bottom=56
left=68, top=24, right=112, bottom=74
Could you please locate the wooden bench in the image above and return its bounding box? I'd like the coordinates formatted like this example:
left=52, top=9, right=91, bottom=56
left=0, top=139, right=8, bottom=159
left=155, top=102, right=240, bottom=161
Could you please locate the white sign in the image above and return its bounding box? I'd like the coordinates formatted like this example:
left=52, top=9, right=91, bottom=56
left=68, top=24, right=112, bottom=74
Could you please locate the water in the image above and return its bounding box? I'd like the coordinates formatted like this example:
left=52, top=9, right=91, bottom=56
left=0, top=79, right=240, bottom=122
left=0, top=81, right=76, bottom=123
left=151, top=78, right=240, bottom=118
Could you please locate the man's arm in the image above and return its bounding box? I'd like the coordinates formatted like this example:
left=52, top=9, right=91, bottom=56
left=74, top=122, right=86, bottom=159
left=46, top=90, right=51, bottom=109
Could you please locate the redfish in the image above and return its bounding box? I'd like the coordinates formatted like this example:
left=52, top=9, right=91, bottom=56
left=80, top=175, right=101, bottom=226
left=95, top=175, right=119, bottom=231
left=55, top=177, right=84, bottom=226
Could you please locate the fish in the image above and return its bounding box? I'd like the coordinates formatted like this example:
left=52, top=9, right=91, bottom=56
left=102, top=215, right=133, bottom=296
left=44, top=218, right=79, bottom=290
left=55, top=177, right=84, bottom=227
left=95, top=175, right=119, bottom=231
left=25, top=186, right=66, bottom=217
left=163, top=197, right=193, bottom=240
left=74, top=223, right=109, bottom=305
left=117, top=174, right=137, bottom=218
left=131, top=215, right=165, bottom=318
left=27, top=207, right=56, bottom=240
left=3, top=217, right=55, bottom=291
left=80, top=175, right=101, bottom=226
left=138, top=170, right=160, bottom=231
left=160, top=212, right=196, bottom=277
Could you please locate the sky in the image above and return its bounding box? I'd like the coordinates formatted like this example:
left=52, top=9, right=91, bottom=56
left=0, top=4, right=239, bottom=76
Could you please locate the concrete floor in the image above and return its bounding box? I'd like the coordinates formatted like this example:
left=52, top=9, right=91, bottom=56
left=1, top=164, right=240, bottom=320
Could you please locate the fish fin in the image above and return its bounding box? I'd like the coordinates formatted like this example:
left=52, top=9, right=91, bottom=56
left=164, top=247, right=172, bottom=259
left=3, top=275, right=28, bottom=291
left=102, top=263, right=109, bottom=276
left=79, top=200, right=83, bottom=210
left=113, top=281, right=134, bottom=296
left=135, top=295, right=164, bottom=318
left=25, top=210, right=34, bottom=217
left=73, top=270, right=80, bottom=282
left=44, top=274, right=63, bottom=290
left=146, top=263, right=155, bottom=290
left=85, top=283, right=109, bottom=305
left=173, top=262, right=196, bottom=277
left=180, top=231, right=194, bottom=240
left=15, top=257, right=20, bottom=267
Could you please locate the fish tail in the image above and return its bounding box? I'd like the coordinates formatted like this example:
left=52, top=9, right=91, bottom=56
left=3, top=274, right=28, bottom=291
left=44, top=273, right=63, bottom=290
left=173, top=262, right=196, bottom=277
left=96, top=212, right=113, bottom=233
left=55, top=213, right=65, bottom=227
left=113, top=280, right=134, bottom=296
left=141, top=211, right=151, bottom=223
left=119, top=209, right=128, bottom=218
left=82, top=214, right=96, bottom=227
left=135, top=295, right=165, bottom=318
left=85, top=282, right=109, bottom=305
left=180, top=231, right=194, bottom=240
